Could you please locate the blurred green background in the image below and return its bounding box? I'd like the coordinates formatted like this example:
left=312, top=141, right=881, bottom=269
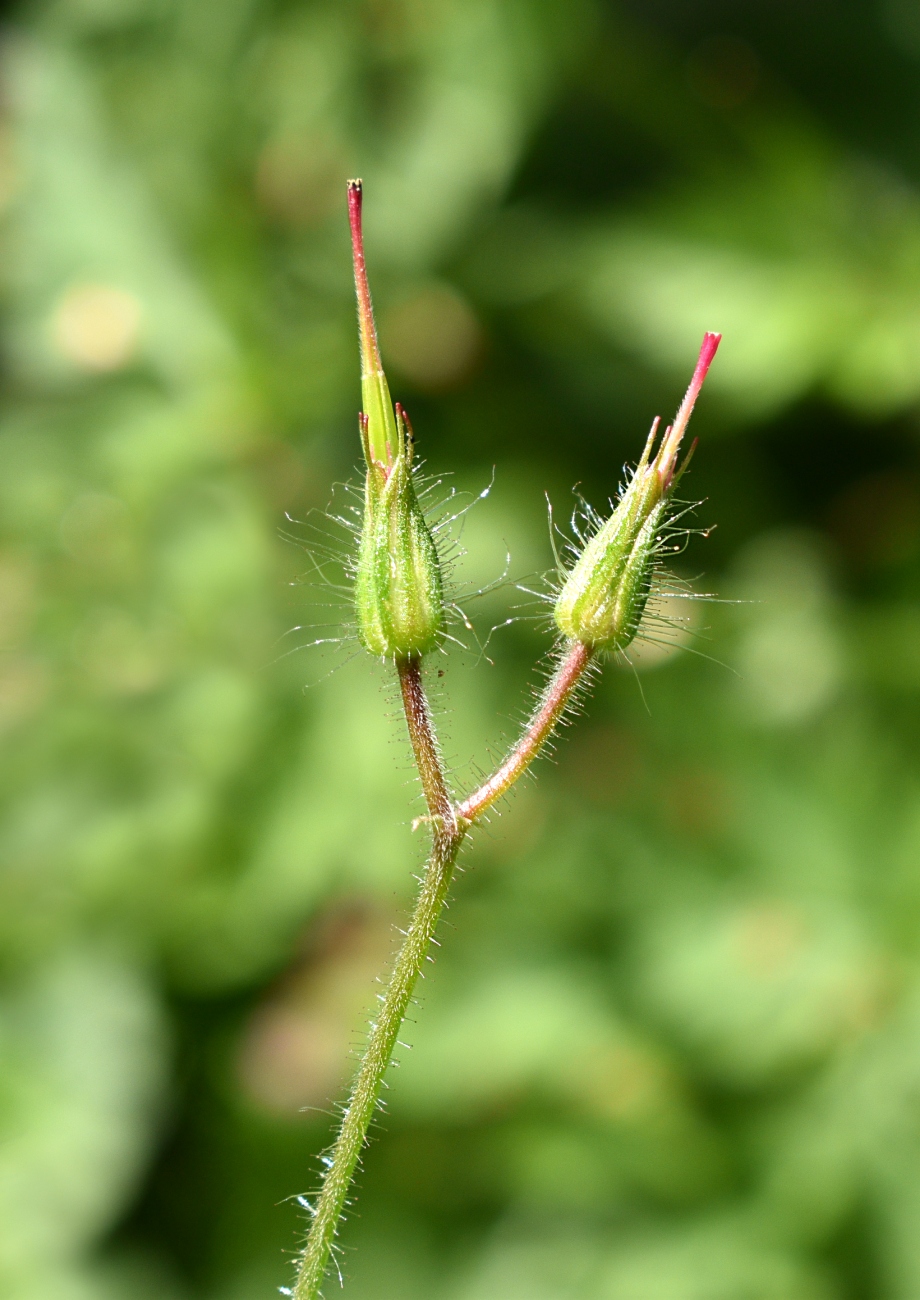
left=5, top=1, right=920, bottom=1297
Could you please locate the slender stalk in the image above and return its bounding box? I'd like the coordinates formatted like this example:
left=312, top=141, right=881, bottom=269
left=396, top=654, right=456, bottom=830
left=458, top=639, right=593, bottom=822
left=293, top=656, right=467, bottom=1299
left=292, top=643, right=596, bottom=1298
left=292, top=835, right=462, bottom=1299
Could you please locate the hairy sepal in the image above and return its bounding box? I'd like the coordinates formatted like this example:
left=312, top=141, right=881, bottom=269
left=356, top=438, right=444, bottom=659
left=554, top=482, right=666, bottom=652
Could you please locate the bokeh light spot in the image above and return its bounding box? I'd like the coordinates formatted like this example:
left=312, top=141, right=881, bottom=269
left=381, top=284, right=482, bottom=392
left=51, top=283, right=143, bottom=373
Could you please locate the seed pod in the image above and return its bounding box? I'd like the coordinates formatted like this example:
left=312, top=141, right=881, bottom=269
left=555, top=333, right=721, bottom=652
left=355, top=404, right=444, bottom=657
left=348, top=181, right=445, bottom=659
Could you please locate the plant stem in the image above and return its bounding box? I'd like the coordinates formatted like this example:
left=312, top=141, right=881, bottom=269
left=458, top=639, right=593, bottom=822
left=293, top=656, right=466, bottom=1299
left=293, top=643, right=594, bottom=1298
left=396, top=654, right=456, bottom=829
left=292, top=837, right=462, bottom=1299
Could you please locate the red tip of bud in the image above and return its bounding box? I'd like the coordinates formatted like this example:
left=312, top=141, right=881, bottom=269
left=675, top=331, right=721, bottom=429
left=348, top=179, right=384, bottom=378
left=653, top=332, right=722, bottom=490
left=692, top=332, right=721, bottom=389
left=347, top=180, right=364, bottom=262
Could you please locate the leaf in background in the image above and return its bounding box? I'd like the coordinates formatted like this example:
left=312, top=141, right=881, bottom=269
left=0, top=951, right=167, bottom=1293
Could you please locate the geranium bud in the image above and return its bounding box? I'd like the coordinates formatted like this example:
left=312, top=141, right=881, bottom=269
left=554, top=333, right=721, bottom=652
left=348, top=181, right=444, bottom=658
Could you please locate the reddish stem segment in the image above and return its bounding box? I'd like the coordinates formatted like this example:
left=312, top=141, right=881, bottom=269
left=458, top=639, right=593, bottom=823
left=397, top=656, right=456, bottom=829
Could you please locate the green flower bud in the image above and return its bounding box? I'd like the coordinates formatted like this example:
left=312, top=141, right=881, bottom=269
left=554, top=333, right=721, bottom=652
left=348, top=181, right=444, bottom=659
left=355, top=404, right=444, bottom=657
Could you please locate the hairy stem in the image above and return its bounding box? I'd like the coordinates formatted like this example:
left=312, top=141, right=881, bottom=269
left=293, top=644, right=594, bottom=1298
left=293, top=657, right=466, bottom=1298
left=458, top=639, right=594, bottom=822
left=292, top=834, right=461, bottom=1298
left=396, top=655, right=455, bottom=829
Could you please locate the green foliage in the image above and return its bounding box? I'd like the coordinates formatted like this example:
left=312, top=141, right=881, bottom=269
left=2, top=1, right=920, bottom=1297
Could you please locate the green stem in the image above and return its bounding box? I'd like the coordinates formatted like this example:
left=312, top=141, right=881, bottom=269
left=292, top=643, right=594, bottom=1298
left=292, top=831, right=462, bottom=1298
left=292, top=656, right=466, bottom=1299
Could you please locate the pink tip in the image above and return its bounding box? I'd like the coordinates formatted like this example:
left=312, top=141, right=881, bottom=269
left=690, top=332, right=721, bottom=395
left=347, top=179, right=363, bottom=248
left=678, top=331, right=721, bottom=425
left=655, top=332, right=721, bottom=488
left=347, top=179, right=382, bottom=374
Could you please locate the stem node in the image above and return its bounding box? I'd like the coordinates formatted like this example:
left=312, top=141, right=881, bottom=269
left=292, top=645, right=594, bottom=1299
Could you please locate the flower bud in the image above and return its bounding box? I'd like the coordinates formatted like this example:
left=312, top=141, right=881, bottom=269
left=348, top=181, right=445, bottom=658
left=355, top=404, right=444, bottom=657
left=554, top=333, right=721, bottom=652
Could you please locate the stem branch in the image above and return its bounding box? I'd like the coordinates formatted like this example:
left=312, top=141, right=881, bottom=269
left=293, top=642, right=594, bottom=1297
left=458, top=639, right=593, bottom=823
